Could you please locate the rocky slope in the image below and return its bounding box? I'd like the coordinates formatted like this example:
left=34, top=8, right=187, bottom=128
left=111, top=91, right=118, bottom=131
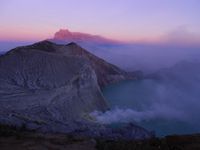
left=0, top=41, right=108, bottom=130
left=23, top=40, right=136, bottom=87
left=0, top=41, right=150, bottom=139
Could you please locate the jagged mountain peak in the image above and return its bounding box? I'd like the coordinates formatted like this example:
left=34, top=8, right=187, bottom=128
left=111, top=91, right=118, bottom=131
left=54, top=29, right=73, bottom=40
left=52, top=28, right=121, bottom=45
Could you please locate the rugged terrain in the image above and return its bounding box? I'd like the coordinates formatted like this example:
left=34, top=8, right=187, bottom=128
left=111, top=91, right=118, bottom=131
left=0, top=124, right=200, bottom=150
left=0, top=41, right=149, bottom=139
left=21, top=40, right=135, bottom=87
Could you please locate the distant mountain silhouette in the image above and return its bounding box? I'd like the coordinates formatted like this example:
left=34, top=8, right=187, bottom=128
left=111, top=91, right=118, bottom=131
left=51, top=29, right=121, bottom=45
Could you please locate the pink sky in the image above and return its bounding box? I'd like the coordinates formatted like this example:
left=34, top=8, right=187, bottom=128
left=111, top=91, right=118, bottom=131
left=0, top=0, right=200, bottom=44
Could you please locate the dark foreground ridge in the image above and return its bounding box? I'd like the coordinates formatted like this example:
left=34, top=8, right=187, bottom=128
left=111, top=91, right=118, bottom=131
left=0, top=40, right=149, bottom=139
left=0, top=124, right=200, bottom=150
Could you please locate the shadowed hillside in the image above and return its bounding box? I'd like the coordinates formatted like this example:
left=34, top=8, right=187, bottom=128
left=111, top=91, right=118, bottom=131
left=0, top=41, right=147, bottom=139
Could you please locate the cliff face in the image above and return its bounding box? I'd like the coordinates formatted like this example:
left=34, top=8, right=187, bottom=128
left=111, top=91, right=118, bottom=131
left=0, top=41, right=109, bottom=129
left=54, top=42, right=135, bottom=87
left=0, top=41, right=136, bottom=131
left=24, top=41, right=136, bottom=87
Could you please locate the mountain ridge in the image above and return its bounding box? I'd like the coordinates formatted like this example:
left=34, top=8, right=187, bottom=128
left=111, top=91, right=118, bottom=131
left=0, top=41, right=148, bottom=139
left=8, top=40, right=136, bottom=87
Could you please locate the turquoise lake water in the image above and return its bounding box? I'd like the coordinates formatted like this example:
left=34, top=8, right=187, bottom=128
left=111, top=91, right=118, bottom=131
left=102, top=79, right=200, bottom=137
